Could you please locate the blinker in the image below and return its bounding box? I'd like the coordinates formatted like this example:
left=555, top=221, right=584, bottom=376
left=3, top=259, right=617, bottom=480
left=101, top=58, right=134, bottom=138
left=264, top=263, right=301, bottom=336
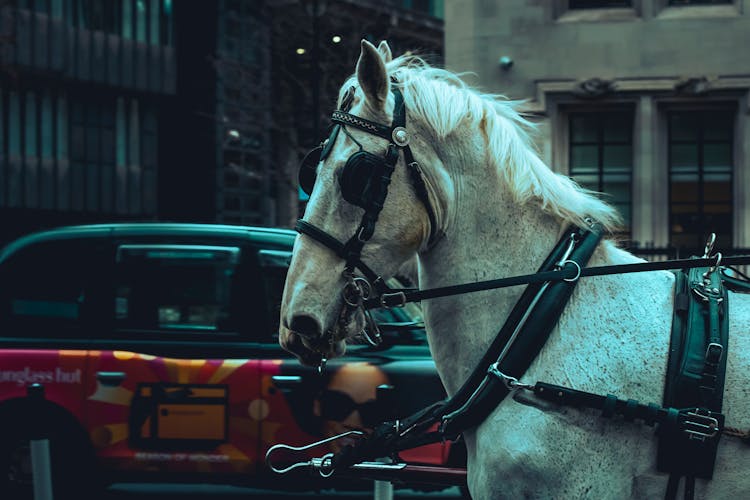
left=299, top=124, right=342, bottom=196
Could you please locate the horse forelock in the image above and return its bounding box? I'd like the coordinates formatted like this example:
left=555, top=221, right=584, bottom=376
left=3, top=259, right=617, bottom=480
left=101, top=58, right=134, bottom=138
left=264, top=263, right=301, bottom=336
left=337, top=54, right=622, bottom=233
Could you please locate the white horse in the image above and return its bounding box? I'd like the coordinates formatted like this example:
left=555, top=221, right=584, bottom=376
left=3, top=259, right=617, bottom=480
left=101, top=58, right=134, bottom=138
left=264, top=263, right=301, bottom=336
left=279, top=40, right=750, bottom=499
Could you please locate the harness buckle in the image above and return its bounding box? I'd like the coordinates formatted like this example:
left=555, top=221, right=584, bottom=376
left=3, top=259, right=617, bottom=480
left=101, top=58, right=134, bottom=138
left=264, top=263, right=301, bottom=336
left=683, top=409, right=720, bottom=441
left=705, top=342, right=723, bottom=365
left=380, top=291, right=407, bottom=308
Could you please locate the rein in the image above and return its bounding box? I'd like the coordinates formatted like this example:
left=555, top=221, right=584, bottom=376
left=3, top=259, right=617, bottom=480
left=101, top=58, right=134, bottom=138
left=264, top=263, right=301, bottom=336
left=371, top=251, right=750, bottom=308
left=298, top=216, right=750, bottom=310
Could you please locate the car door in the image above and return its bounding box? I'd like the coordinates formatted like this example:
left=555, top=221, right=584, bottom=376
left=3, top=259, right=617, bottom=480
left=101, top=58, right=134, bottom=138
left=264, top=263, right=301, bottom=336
left=85, top=242, right=262, bottom=478
left=0, top=237, right=107, bottom=425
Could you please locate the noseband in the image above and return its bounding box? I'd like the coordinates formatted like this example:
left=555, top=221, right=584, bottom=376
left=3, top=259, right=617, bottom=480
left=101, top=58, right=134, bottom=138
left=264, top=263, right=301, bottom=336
left=295, top=83, right=437, bottom=349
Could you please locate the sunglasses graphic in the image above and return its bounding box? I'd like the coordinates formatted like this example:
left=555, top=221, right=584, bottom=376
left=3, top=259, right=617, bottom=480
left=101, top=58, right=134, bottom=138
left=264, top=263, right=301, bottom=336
left=318, top=389, right=384, bottom=427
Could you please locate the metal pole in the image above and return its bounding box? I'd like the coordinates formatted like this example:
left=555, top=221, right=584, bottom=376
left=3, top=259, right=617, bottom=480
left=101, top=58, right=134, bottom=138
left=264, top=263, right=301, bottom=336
left=27, top=383, right=54, bottom=500
left=311, top=0, right=320, bottom=142
left=373, top=385, right=395, bottom=500
left=373, top=474, right=394, bottom=500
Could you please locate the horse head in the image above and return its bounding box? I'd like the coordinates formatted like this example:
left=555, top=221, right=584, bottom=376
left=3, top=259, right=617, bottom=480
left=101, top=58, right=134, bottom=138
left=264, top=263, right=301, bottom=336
left=279, top=40, right=445, bottom=366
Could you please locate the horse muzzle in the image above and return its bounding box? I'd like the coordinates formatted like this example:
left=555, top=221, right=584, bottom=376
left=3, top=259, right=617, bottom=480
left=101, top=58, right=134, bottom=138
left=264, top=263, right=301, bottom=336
left=282, top=313, right=351, bottom=366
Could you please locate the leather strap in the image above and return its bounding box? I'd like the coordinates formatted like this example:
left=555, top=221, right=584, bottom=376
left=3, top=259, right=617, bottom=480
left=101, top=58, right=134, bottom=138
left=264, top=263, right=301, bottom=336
left=330, top=223, right=603, bottom=470
left=369, top=254, right=750, bottom=309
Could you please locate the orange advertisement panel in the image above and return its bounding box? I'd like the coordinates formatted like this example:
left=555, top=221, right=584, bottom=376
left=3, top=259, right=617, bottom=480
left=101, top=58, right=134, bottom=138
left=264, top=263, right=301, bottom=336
left=85, top=351, right=261, bottom=475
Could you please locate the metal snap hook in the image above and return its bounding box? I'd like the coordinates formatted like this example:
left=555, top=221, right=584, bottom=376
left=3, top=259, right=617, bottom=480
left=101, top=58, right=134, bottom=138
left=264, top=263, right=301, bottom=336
left=361, top=310, right=382, bottom=347
left=265, top=431, right=364, bottom=475
left=703, top=233, right=716, bottom=258
left=704, top=252, right=722, bottom=278
left=318, top=453, right=336, bottom=478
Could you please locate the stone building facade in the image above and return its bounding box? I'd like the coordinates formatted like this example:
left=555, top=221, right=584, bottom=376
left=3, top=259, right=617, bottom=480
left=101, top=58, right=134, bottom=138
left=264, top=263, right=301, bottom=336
left=446, top=0, right=750, bottom=255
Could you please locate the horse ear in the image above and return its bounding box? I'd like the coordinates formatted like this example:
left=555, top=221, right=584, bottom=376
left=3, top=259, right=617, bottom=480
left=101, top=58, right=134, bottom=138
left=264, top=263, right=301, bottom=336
left=377, top=40, right=393, bottom=63
left=356, top=39, right=389, bottom=109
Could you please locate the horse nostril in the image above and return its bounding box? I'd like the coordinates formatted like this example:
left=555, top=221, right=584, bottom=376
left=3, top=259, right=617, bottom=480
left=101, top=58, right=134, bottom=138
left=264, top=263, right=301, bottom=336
left=290, top=314, right=321, bottom=339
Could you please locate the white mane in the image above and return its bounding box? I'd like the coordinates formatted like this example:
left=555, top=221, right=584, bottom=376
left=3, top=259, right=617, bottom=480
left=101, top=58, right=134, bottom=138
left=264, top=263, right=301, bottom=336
left=338, top=55, right=622, bottom=232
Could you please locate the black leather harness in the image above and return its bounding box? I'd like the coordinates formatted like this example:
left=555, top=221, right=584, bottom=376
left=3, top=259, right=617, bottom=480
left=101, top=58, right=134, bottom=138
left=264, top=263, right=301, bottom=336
left=327, top=245, right=748, bottom=500
left=287, top=80, right=750, bottom=496
left=659, top=263, right=729, bottom=499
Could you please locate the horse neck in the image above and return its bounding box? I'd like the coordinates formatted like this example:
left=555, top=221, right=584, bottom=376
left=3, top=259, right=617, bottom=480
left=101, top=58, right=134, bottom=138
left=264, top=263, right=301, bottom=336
left=417, top=169, right=564, bottom=395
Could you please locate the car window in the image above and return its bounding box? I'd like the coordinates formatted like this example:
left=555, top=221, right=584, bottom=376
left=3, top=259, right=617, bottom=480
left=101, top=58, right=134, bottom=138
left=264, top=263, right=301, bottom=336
left=257, top=249, right=291, bottom=343
left=114, top=245, right=241, bottom=335
left=256, top=248, right=425, bottom=345
left=0, top=238, right=105, bottom=338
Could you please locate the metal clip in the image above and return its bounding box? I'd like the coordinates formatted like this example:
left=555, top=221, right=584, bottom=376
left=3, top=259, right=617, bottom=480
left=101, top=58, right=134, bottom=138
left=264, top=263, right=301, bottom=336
left=265, top=430, right=365, bottom=476
left=487, top=362, right=534, bottom=392
left=361, top=310, right=382, bottom=347
left=706, top=252, right=722, bottom=277
left=555, top=233, right=577, bottom=269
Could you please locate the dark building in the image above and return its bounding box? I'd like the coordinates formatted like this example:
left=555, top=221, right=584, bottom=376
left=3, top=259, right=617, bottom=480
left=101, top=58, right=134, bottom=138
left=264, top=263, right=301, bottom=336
left=0, top=0, right=176, bottom=245
left=0, top=0, right=442, bottom=245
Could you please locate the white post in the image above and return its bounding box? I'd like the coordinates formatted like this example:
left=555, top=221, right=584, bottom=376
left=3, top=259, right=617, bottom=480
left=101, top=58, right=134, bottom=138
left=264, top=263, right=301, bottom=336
left=373, top=479, right=394, bottom=500
left=373, top=384, right=396, bottom=500
left=30, top=439, right=54, bottom=500
left=27, top=384, right=54, bottom=500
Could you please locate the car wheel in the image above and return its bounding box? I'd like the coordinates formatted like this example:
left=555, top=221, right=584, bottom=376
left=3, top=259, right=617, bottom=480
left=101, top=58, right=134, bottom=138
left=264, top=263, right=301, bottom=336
left=0, top=407, right=100, bottom=500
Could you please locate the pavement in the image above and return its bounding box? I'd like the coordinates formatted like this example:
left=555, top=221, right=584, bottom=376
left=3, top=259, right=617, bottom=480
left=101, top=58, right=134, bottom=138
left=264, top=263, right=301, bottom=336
left=104, top=483, right=467, bottom=499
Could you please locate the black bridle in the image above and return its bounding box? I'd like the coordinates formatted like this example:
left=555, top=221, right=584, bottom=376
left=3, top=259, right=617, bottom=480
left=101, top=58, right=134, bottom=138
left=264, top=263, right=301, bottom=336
left=295, top=83, right=437, bottom=349
left=295, top=83, right=750, bottom=335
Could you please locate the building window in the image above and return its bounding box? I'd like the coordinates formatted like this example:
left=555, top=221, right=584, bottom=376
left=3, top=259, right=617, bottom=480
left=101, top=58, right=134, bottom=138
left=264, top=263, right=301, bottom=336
left=135, top=0, right=147, bottom=43
left=569, top=112, right=633, bottom=239
left=74, top=0, right=121, bottom=34
left=668, top=0, right=731, bottom=5
left=409, top=0, right=445, bottom=17
left=570, top=0, right=631, bottom=7
left=70, top=98, right=117, bottom=212
left=33, top=0, right=50, bottom=13
left=160, top=0, right=173, bottom=45
left=121, top=0, right=132, bottom=38
left=668, top=109, right=733, bottom=252
left=70, top=0, right=170, bottom=45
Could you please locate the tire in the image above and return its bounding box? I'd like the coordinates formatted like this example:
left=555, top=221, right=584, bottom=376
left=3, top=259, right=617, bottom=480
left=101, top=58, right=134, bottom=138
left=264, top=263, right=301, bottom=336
left=0, top=404, right=101, bottom=500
